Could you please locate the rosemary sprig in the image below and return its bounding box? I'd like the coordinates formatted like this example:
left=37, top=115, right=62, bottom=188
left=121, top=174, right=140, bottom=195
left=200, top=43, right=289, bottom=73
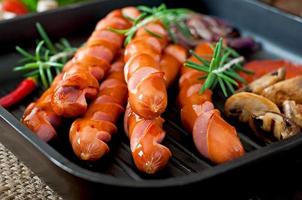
left=14, top=23, right=77, bottom=89
left=185, top=38, right=252, bottom=97
left=110, top=4, right=194, bottom=45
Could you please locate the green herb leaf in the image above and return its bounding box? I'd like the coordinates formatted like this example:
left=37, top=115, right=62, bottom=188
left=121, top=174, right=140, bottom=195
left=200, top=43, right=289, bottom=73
left=219, top=51, right=231, bottom=67
left=225, top=80, right=235, bottom=94
left=14, top=63, right=39, bottom=71
left=38, top=62, right=48, bottom=89
left=122, top=14, right=135, bottom=22
left=210, top=38, right=223, bottom=71
left=14, top=24, right=77, bottom=90
left=108, top=27, right=129, bottom=35
left=185, top=61, right=209, bottom=73
left=35, top=41, right=44, bottom=61
left=44, top=62, right=64, bottom=67
left=23, top=69, right=39, bottom=77
left=36, top=23, right=56, bottom=54
left=144, top=28, right=162, bottom=38
left=16, top=46, right=35, bottom=60
left=124, top=30, right=136, bottom=46
left=60, top=38, right=72, bottom=49
left=18, top=57, right=33, bottom=64
left=198, top=75, right=207, bottom=80
left=46, top=66, right=53, bottom=85
left=200, top=73, right=215, bottom=94
left=55, top=43, right=65, bottom=51
left=218, top=73, right=238, bottom=86
left=44, top=49, right=50, bottom=61
left=137, top=5, right=154, bottom=14
left=21, top=0, right=38, bottom=12
left=189, top=50, right=210, bottom=67
left=225, top=46, right=240, bottom=57
left=111, top=4, right=194, bottom=46
left=212, top=78, right=219, bottom=89
left=218, top=76, right=228, bottom=97
left=184, top=38, right=249, bottom=97
left=134, top=12, right=147, bottom=25
left=225, top=69, right=246, bottom=84
left=157, top=3, right=167, bottom=12
left=176, top=21, right=192, bottom=38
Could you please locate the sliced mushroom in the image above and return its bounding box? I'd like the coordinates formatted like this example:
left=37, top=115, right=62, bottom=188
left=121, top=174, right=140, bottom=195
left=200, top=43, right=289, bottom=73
left=249, top=111, right=300, bottom=142
left=238, top=67, right=285, bottom=94
left=262, top=76, right=302, bottom=106
left=283, top=100, right=302, bottom=128
left=225, top=92, right=280, bottom=123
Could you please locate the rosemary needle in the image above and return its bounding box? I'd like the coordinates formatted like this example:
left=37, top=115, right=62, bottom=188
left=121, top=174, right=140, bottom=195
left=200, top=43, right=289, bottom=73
left=110, top=4, right=194, bottom=45
left=184, top=38, right=250, bottom=97
left=14, top=23, right=77, bottom=89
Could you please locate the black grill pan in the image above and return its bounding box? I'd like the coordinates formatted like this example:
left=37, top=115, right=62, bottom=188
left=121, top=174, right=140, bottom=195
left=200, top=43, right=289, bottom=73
left=1, top=0, right=302, bottom=199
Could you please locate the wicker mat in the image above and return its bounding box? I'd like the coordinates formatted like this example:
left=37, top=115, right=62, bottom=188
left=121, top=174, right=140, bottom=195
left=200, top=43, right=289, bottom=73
left=0, top=142, right=62, bottom=200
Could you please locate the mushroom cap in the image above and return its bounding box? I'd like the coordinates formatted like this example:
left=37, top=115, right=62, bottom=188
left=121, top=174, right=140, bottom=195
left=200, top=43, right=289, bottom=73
left=224, top=92, right=280, bottom=123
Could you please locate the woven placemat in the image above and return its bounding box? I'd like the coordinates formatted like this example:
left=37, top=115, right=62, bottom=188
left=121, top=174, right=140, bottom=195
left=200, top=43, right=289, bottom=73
left=0, top=142, right=63, bottom=200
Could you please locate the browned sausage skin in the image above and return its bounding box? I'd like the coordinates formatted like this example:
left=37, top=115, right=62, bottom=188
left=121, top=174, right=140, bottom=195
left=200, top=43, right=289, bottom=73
left=178, top=42, right=245, bottom=164
left=124, top=42, right=187, bottom=174
left=22, top=8, right=135, bottom=141
left=22, top=74, right=63, bottom=142
left=70, top=54, right=127, bottom=161
left=51, top=9, right=133, bottom=118
left=124, top=20, right=169, bottom=119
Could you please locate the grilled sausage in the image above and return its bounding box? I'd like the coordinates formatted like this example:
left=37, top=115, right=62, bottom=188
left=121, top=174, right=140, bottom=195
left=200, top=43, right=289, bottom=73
left=124, top=44, right=187, bottom=174
left=22, top=8, right=135, bottom=141
left=124, top=22, right=168, bottom=119
left=51, top=8, right=133, bottom=117
left=22, top=75, right=63, bottom=142
left=179, top=42, right=245, bottom=164
left=70, top=54, right=127, bottom=161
